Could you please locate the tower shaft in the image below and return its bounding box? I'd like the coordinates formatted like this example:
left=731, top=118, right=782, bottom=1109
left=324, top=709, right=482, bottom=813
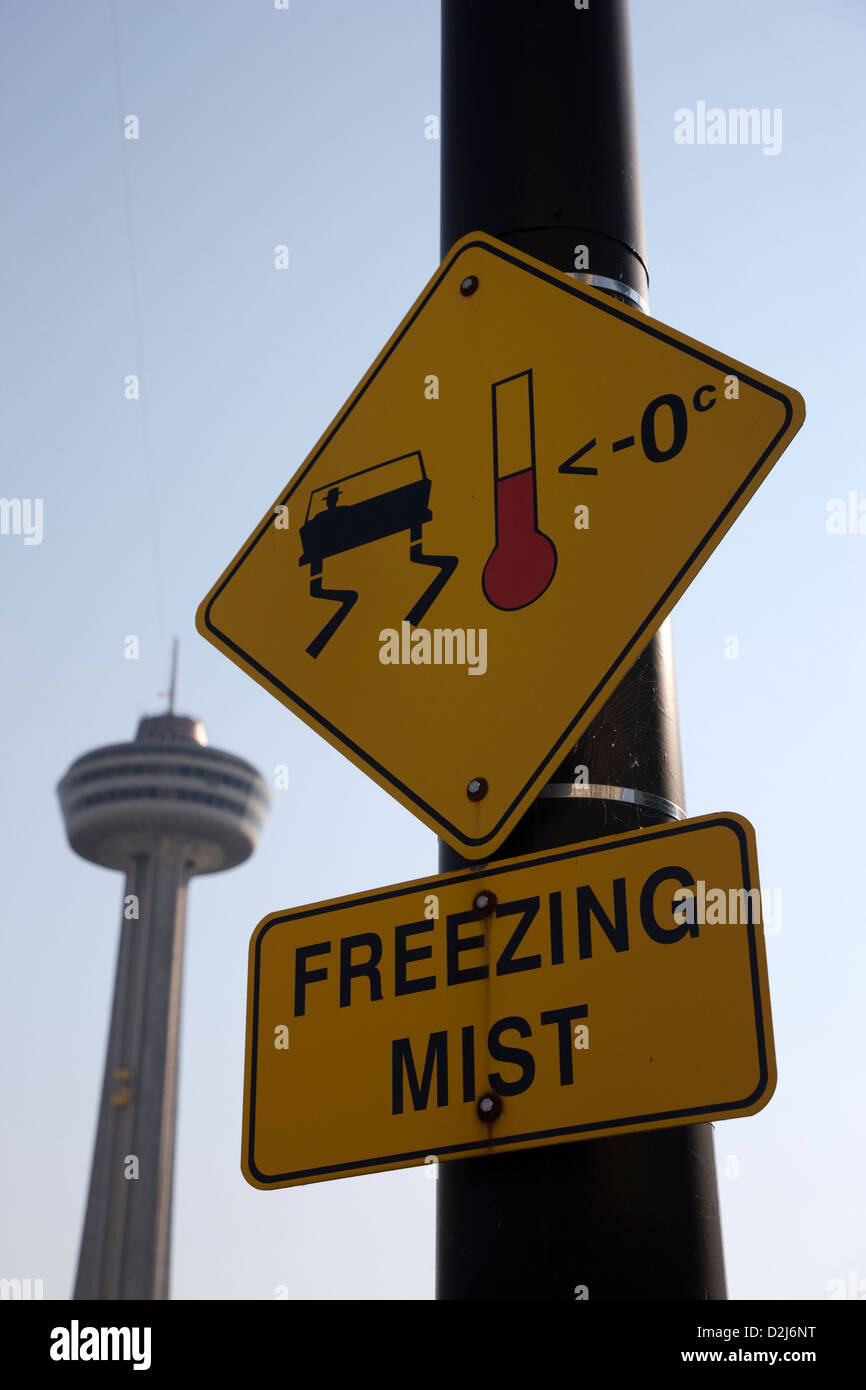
left=74, top=849, right=188, bottom=1300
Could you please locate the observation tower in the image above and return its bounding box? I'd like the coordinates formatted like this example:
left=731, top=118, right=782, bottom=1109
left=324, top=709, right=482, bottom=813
left=57, top=647, right=270, bottom=1299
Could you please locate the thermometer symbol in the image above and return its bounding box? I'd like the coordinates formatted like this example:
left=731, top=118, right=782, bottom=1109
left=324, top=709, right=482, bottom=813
left=482, top=369, right=557, bottom=611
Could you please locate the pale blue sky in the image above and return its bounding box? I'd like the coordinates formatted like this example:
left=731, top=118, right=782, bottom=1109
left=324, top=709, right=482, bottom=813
left=1, top=0, right=864, bottom=1300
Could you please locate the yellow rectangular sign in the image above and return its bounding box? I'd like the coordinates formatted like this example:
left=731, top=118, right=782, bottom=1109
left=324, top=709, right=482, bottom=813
left=243, top=813, right=775, bottom=1188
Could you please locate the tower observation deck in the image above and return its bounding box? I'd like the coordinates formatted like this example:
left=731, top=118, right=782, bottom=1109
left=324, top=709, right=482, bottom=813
left=58, top=702, right=270, bottom=1299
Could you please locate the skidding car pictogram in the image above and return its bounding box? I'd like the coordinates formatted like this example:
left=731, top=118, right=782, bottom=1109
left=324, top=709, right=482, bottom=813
left=298, top=451, right=458, bottom=657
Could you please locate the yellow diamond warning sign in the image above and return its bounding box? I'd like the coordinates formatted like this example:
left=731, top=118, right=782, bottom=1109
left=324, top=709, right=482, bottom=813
left=197, top=233, right=805, bottom=857
left=242, top=814, right=775, bottom=1189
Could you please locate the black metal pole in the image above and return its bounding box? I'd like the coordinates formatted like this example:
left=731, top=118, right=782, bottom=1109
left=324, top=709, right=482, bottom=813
left=436, top=0, right=727, bottom=1301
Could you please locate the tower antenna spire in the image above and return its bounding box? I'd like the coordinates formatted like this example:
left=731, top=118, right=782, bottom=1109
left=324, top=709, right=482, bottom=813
left=167, top=638, right=178, bottom=714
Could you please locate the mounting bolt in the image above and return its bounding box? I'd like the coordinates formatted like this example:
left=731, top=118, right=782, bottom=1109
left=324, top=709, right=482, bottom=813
left=477, top=1092, right=502, bottom=1122
left=460, top=274, right=479, bottom=296
left=473, top=890, right=496, bottom=916
left=466, top=777, right=488, bottom=801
